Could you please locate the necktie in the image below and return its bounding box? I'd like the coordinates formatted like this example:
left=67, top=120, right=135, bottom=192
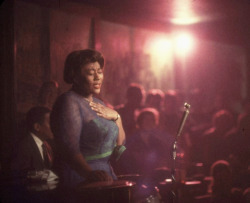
left=42, top=141, right=53, bottom=169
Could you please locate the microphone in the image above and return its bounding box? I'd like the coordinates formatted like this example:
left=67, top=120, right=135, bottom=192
left=172, top=103, right=191, bottom=160
left=176, top=103, right=191, bottom=138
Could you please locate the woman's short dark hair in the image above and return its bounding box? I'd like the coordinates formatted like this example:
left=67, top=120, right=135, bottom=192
left=63, top=49, right=104, bottom=84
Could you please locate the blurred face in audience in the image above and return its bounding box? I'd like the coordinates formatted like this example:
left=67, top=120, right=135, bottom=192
left=139, top=113, right=157, bottom=130
left=36, top=113, right=54, bottom=140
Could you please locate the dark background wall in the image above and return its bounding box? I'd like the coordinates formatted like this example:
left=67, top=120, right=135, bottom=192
left=1, top=0, right=250, bottom=172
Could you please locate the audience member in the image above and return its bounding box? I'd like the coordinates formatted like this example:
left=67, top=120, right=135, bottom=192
left=160, top=90, right=182, bottom=136
left=16, top=81, right=59, bottom=141
left=122, top=107, right=174, bottom=175
left=188, top=88, right=211, bottom=126
left=202, top=110, right=235, bottom=174
left=115, top=83, right=145, bottom=137
left=187, top=89, right=212, bottom=168
left=208, top=160, right=244, bottom=203
left=37, top=80, right=59, bottom=109
left=145, top=88, right=164, bottom=112
left=225, top=112, right=250, bottom=189
left=11, top=106, right=54, bottom=173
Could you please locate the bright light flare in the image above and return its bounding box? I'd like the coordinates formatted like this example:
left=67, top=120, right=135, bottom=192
left=148, top=38, right=173, bottom=71
left=144, top=36, right=175, bottom=89
left=151, top=38, right=172, bottom=55
left=174, top=33, right=194, bottom=56
left=171, top=0, right=201, bottom=25
left=170, top=17, right=200, bottom=25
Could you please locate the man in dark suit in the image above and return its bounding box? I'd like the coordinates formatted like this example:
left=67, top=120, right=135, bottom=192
left=11, top=106, right=54, bottom=173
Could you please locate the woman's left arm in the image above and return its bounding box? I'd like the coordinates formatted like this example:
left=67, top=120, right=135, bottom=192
left=113, top=115, right=126, bottom=145
left=89, top=101, right=126, bottom=145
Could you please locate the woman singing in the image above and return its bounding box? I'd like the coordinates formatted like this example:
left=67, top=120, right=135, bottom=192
left=50, top=49, right=126, bottom=187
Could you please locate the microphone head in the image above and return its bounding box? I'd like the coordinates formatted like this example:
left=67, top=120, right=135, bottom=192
left=184, top=103, right=191, bottom=109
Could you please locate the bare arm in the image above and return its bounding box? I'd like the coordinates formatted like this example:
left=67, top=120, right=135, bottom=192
left=71, top=153, right=92, bottom=177
left=114, top=115, right=126, bottom=145
left=71, top=153, right=112, bottom=182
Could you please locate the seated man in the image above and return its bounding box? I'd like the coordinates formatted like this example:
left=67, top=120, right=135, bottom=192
left=11, top=106, right=54, bottom=173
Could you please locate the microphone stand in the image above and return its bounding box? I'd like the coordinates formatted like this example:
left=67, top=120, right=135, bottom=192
left=171, top=103, right=190, bottom=203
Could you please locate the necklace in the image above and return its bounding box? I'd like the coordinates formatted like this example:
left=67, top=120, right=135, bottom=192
left=83, top=97, right=92, bottom=103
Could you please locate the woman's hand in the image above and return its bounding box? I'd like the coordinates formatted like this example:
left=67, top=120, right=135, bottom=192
left=85, top=170, right=113, bottom=183
left=89, top=101, right=118, bottom=121
left=89, top=101, right=126, bottom=145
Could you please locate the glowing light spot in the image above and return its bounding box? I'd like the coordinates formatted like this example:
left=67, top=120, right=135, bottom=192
left=151, top=38, right=172, bottom=55
left=165, top=179, right=172, bottom=183
left=171, top=0, right=201, bottom=25
left=171, top=17, right=200, bottom=25
left=148, top=38, right=173, bottom=71
left=174, top=33, right=194, bottom=56
left=144, top=34, right=176, bottom=90
left=185, top=181, right=201, bottom=185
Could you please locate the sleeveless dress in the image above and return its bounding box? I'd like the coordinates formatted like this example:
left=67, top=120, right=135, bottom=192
left=50, top=90, right=118, bottom=187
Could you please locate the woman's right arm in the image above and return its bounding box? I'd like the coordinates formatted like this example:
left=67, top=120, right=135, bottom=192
left=72, top=153, right=111, bottom=181
left=71, top=153, right=92, bottom=177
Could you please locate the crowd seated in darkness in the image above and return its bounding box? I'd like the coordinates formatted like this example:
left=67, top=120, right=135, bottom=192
left=114, top=83, right=250, bottom=202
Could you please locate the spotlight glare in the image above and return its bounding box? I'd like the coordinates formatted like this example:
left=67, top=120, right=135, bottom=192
left=151, top=38, right=172, bottom=54
left=174, top=33, right=194, bottom=56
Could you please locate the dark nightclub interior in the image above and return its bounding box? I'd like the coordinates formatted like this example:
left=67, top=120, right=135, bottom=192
left=1, top=0, right=250, bottom=202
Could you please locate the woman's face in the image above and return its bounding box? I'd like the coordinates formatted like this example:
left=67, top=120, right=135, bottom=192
left=74, top=61, right=104, bottom=96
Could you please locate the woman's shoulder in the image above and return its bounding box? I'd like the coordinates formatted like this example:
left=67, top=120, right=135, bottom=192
left=52, top=91, right=88, bottom=113
left=56, top=90, right=84, bottom=103
left=58, top=90, right=77, bottom=98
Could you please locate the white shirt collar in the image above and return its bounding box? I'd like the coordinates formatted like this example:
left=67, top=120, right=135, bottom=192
left=30, top=132, right=44, bottom=160
left=31, top=132, right=43, bottom=145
